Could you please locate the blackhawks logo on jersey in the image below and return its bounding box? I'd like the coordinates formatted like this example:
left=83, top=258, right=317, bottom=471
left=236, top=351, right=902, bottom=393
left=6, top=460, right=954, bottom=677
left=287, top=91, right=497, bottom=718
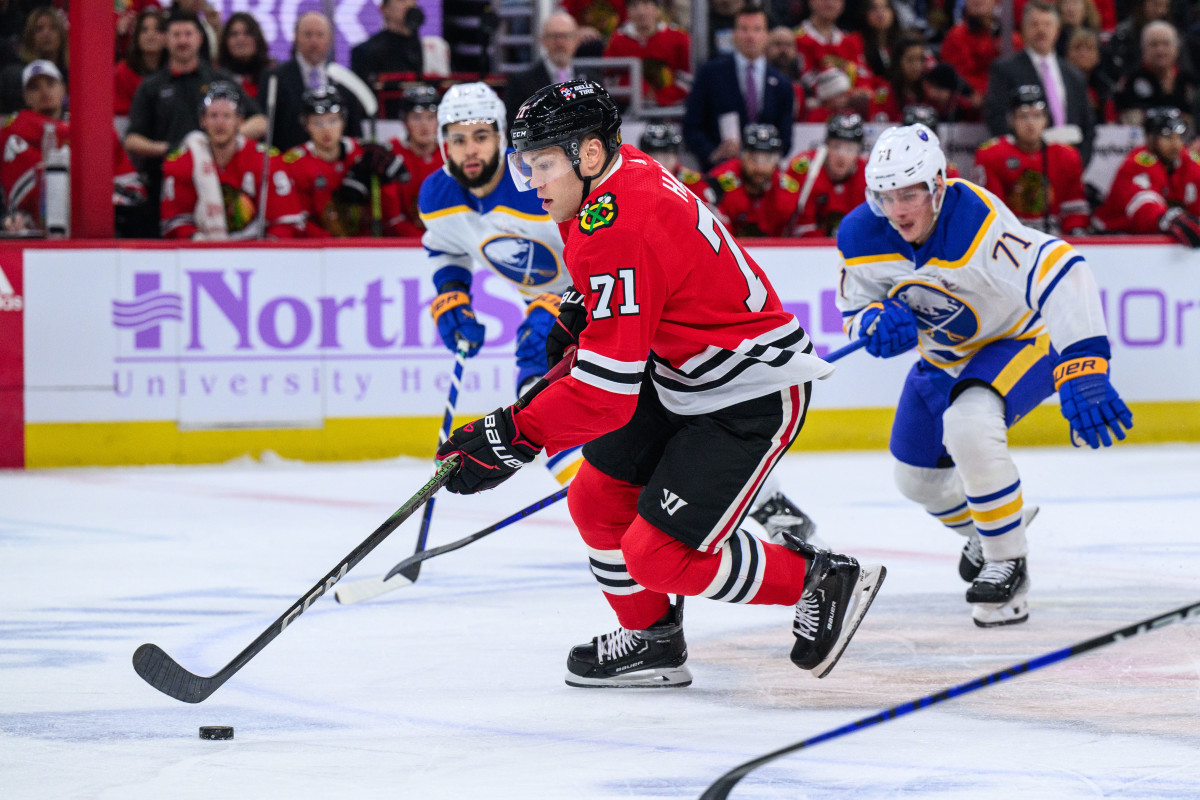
left=1134, top=151, right=1158, bottom=167
left=579, top=192, right=618, bottom=235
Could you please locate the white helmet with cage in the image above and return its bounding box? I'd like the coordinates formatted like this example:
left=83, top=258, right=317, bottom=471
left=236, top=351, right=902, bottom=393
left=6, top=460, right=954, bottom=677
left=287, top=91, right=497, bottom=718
left=864, top=123, right=947, bottom=218
left=436, top=82, right=507, bottom=157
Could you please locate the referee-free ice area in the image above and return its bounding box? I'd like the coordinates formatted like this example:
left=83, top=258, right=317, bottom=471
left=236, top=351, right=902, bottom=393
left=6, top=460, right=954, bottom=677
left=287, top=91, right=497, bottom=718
left=2, top=445, right=1198, bottom=800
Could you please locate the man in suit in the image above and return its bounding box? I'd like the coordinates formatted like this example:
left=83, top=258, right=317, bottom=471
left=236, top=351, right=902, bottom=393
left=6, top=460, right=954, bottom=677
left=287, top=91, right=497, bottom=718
left=505, top=11, right=597, bottom=128
left=684, top=5, right=795, bottom=170
left=984, top=0, right=1095, bottom=164
left=267, top=12, right=365, bottom=154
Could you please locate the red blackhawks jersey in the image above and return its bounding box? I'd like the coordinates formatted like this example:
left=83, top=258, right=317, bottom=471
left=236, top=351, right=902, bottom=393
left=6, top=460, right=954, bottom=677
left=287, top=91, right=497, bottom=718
left=784, top=148, right=867, bottom=237
left=390, top=140, right=443, bottom=237
left=161, top=137, right=304, bottom=239
left=794, top=21, right=870, bottom=86
left=973, top=136, right=1089, bottom=234
left=1094, top=145, right=1200, bottom=234
left=709, top=157, right=800, bottom=238
left=283, top=138, right=406, bottom=237
left=517, top=145, right=833, bottom=455
left=604, top=22, right=691, bottom=106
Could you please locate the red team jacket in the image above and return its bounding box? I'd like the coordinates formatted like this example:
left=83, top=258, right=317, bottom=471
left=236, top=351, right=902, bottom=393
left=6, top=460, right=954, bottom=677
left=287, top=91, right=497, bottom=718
left=784, top=149, right=868, bottom=237
left=517, top=144, right=826, bottom=453
left=389, top=139, right=444, bottom=237
left=709, top=157, right=800, bottom=238
left=161, top=138, right=304, bottom=239
left=974, top=136, right=1090, bottom=233
left=794, top=22, right=870, bottom=87
left=1093, top=145, right=1200, bottom=234
left=283, top=138, right=407, bottom=237
left=939, top=22, right=1000, bottom=98
left=604, top=22, right=691, bottom=107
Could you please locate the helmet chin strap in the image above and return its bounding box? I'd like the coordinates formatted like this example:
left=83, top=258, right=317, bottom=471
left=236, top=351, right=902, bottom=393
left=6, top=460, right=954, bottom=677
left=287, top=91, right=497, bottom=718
left=574, top=145, right=619, bottom=209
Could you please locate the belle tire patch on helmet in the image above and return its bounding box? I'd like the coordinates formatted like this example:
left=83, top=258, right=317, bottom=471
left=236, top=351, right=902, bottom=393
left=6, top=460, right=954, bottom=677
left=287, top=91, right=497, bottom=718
left=579, top=192, right=618, bottom=235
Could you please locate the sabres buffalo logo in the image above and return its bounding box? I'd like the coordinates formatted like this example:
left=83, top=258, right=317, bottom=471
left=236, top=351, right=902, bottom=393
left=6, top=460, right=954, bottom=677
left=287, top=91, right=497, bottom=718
left=480, top=235, right=562, bottom=286
left=578, top=192, right=618, bottom=235
left=893, top=281, right=979, bottom=347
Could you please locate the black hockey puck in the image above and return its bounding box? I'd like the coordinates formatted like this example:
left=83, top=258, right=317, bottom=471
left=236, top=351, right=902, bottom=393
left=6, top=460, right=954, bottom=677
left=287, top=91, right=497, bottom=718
left=199, top=726, right=234, bottom=740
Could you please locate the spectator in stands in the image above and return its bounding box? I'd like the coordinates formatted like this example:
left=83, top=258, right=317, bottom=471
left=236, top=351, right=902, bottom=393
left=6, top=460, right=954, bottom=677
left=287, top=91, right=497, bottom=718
left=172, top=0, right=220, bottom=62
left=604, top=0, right=691, bottom=107
left=161, top=82, right=303, bottom=240
left=115, top=9, right=165, bottom=117
left=1067, top=27, right=1117, bottom=123
left=268, top=12, right=365, bottom=155
left=218, top=12, right=271, bottom=100
left=767, top=25, right=806, bottom=119
left=806, top=66, right=865, bottom=121
left=0, top=7, right=67, bottom=114
left=125, top=11, right=265, bottom=231
left=785, top=111, right=867, bottom=237
left=505, top=11, right=596, bottom=127
left=1101, top=0, right=1171, bottom=85
left=709, top=123, right=799, bottom=237
left=985, top=0, right=1095, bottom=164
left=795, top=0, right=871, bottom=94
left=389, top=84, right=444, bottom=236
left=351, top=0, right=424, bottom=116
left=1, top=60, right=144, bottom=234
left=708, top=0, right=745, bottom=56
left=1114, top=21, right=1199, bottom=126
left=876, top=36, right=929, bottom=120
left=115, top=0, right=163, bottom=63
left=562, top=0, right=626, bottom=41
left=282, top=86, right=410, bottom=238
left=974, top=84, right=1090, bottom=234
left=1094, top=105, right=1200, bottom=246
left=1056, top=0, right=1102, bottom=58
left=684, top=5, right=794, bottom=169
left=923, top=62, right=980, bottom=122
left=940, top=0, right=1001, bottom=98
left=858, top=0, right=903, bottom=85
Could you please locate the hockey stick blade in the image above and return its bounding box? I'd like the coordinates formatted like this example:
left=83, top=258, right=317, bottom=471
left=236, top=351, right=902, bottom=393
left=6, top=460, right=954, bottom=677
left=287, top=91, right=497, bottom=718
left=131, top=456, right=460, bottom=703
left=698, top=597, right=1200, bottom=800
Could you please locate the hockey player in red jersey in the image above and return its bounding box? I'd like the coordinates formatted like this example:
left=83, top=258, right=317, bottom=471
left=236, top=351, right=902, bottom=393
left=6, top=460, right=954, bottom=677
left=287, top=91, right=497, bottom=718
left=436, top=79, right=886, bottom=688
left=710, top=123, right=800, bottom=238
left=786, top=112, right=868, bottom=238
left=160, top=82, right=305, bottom=239
left=638, top=122, right=714, bottom=204
left=389, top=84, right=444, bottom=237
left=282, top=86, right=409, bottom=238
left=1094, top=106, right=1200, bottom=247
left=973, top=85, right=1090, bottom=235
left=603, top=0, right=691, bottom=107
left=0, top=60, right=144, bottom=233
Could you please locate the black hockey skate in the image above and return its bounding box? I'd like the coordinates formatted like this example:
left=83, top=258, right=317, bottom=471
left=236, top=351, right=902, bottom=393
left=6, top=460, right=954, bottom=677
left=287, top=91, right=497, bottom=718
left=783, top=533, right=886, bottom=679
left=564, top=599, right=692, bottom=688
left=750, top=492, right=816, bottom=545
left=967, top=557, right=1030, bottom=628
left=959, top=506, right=1039, bottom=582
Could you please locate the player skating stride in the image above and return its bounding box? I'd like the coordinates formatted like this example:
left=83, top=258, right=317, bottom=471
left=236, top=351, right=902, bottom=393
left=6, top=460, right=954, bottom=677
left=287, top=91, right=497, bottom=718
left=434, top=79, right=886, bottom=687
left=837, top=123, right=1132, bottom=627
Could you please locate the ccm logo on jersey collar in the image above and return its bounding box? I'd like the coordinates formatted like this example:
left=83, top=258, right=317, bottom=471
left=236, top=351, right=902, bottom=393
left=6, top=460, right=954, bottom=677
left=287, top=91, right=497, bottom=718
left=579, top=192, right=618, bottom=235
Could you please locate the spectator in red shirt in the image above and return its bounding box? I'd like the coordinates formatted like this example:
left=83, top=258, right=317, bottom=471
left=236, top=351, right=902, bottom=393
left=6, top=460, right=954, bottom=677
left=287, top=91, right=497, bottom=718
left=875, top=36, right=929, bottom=120
left=858, top=0, right=904, bottom=88
left=940, top=0, right=1001, bottom=98
left=115, top=0, right=163, bottom=62
left=794, top=0, right=870, bottom=91
left=217, top=12, right=271, bottom=100
left=115, top=9, right=166, bottom=116
left=709, top=123, right=799, bottom=237
left=604, top=0, right=692, bottom=107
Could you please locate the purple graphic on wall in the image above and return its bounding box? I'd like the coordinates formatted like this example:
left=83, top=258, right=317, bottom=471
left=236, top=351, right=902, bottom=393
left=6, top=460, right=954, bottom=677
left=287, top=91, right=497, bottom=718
left=111, top=272, right=183, bottom=350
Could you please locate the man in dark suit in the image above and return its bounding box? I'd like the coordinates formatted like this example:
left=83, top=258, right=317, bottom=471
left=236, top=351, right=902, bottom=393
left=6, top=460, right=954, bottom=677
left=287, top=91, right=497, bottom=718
left=984, top=0, right=1095, bottom=164
left=684, top=6, right=795, bottom=170
left=266, top=12, right=365, bottom=153
left=504, top=11, right=599, bottom=128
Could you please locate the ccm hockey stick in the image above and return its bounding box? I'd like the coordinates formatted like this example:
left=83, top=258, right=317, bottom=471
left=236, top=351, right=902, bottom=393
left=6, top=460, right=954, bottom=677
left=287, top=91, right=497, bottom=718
left=132, top=455, right=461, bottom=704
left=699, top=598, right=1200, bottom=800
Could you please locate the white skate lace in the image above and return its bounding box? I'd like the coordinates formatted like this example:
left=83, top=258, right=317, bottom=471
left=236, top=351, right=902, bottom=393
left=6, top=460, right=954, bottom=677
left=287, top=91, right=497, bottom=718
left=794, top=592, right=820, bottom=641
left=977, top=560, right=1016, bottom=584
left=597, top=627, right=642, bottom=661
left=962, top=534, right=983, bottom=566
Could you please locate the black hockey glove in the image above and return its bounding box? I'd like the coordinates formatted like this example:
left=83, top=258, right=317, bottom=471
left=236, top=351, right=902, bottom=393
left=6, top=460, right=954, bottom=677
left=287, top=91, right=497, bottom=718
left=355, top=142, right=410, bottom=184
left=436, top=406, right=540, bottom=494
left=331, top=176, right=369, bottom=206
left=546, top=286, right=587, bottom=368
left=1160, top=206, right=1200, bottom=248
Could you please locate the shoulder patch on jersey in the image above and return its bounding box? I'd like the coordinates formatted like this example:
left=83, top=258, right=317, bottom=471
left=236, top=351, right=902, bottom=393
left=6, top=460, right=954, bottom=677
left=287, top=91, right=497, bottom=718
left=1134, top=151, right=1158, bottom=167
left=165, top=147, right=186, bottom=162
left=256, top=142, right=280, bottom=156
left=679, top=167, right=701, bottom=183
left=780, top=173, right=800, bottom=192
left=578, top=192, right=618, bottom=235
left=282, top=147, right=304, bottom=164
left=1189, top=149, right=1200, bottom=165
left=978, top=137, right=1001, bottom=151
left=789, top=155, right=810, bottom=174
left=716, top=171, right=740, bottom=192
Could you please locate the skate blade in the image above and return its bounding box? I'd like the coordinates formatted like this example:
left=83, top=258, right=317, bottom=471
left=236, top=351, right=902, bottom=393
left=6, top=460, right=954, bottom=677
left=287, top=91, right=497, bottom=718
left=811, top=564, right=887, bottom=679
left=564, top=665, right=693, bottom=689
left=972, top=595, right=1030, bottom=628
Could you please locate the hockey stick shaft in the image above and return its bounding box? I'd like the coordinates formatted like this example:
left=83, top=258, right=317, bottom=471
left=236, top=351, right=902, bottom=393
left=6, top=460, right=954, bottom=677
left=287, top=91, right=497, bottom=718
left=131, top=455, right=461, bottom=704
left=255, top=74, right=278, bottom=240
left=698, top=597, right=1200, bottom=800
left=824, top=337, right=866, bottom=363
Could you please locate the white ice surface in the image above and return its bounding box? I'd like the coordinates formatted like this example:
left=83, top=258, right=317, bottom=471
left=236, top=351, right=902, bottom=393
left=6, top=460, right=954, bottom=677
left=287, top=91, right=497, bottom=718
left=2, top=446, right=1199, bottom=800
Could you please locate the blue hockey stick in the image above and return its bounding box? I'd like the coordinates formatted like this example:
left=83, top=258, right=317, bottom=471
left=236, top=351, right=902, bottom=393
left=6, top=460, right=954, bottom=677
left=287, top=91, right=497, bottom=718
left=699, top=598, right=1200, bottom=799
left=823, top=337, right=867, bottom=363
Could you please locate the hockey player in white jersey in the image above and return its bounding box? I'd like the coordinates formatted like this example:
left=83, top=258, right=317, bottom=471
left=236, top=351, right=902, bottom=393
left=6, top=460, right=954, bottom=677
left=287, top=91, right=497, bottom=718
left=836, top=123, right=1133, bottom=627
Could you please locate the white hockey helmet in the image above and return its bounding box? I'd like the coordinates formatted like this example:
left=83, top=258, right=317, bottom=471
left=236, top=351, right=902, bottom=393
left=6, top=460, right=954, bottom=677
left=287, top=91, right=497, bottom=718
left=437, top=82, right=507, bottom=157
left=864, top=123, right=947, bottom=217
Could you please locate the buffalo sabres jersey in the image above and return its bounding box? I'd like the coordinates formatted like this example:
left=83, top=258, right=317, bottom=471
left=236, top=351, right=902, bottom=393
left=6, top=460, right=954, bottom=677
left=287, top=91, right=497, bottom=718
left=836, top=179, right=1108, bottom=376
left=418, top=153, right=570, bottom=297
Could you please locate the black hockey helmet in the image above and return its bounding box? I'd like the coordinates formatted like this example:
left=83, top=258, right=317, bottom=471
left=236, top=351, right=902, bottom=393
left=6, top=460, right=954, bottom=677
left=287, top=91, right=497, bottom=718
left=301, top=84, right=344, bottom=118
left=1144, top=106, right=1187, bottom=138
left=742, top=123, right=783, bottom=153
left=902, top=104, right=939, bottom=129
left=1009, top=84, right=1047, bottom=112
left=639, top=122, right=683, bottom=153
left=826, top=112, right=864, bottom=144
left=400, top=83, right=440, bottom=116
left=200, top=81, right=243, bottom=116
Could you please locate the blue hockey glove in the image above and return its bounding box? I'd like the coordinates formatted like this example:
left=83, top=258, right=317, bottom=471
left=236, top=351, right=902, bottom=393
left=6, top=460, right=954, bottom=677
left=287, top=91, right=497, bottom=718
left=858, top=298, right=918, bottom=358
left=547, top=286, right=587, bottom=368
left=430, top=282, right=486, bottom=356
left=1055, top=356, right=1133, bottom=449
left=515, top=293, right=561, bottom=395
left=436, top=406, right=540, bottom=494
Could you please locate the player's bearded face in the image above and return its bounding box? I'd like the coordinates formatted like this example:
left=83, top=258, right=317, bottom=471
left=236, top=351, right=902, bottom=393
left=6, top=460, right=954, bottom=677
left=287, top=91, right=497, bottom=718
left=1152, top=132, right=1184, bottom=165
left=875, top=182, right=939, bottom=243
left=740, top=151, right=778, bottom=195
left=445, top=122, right=502, bottom=188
